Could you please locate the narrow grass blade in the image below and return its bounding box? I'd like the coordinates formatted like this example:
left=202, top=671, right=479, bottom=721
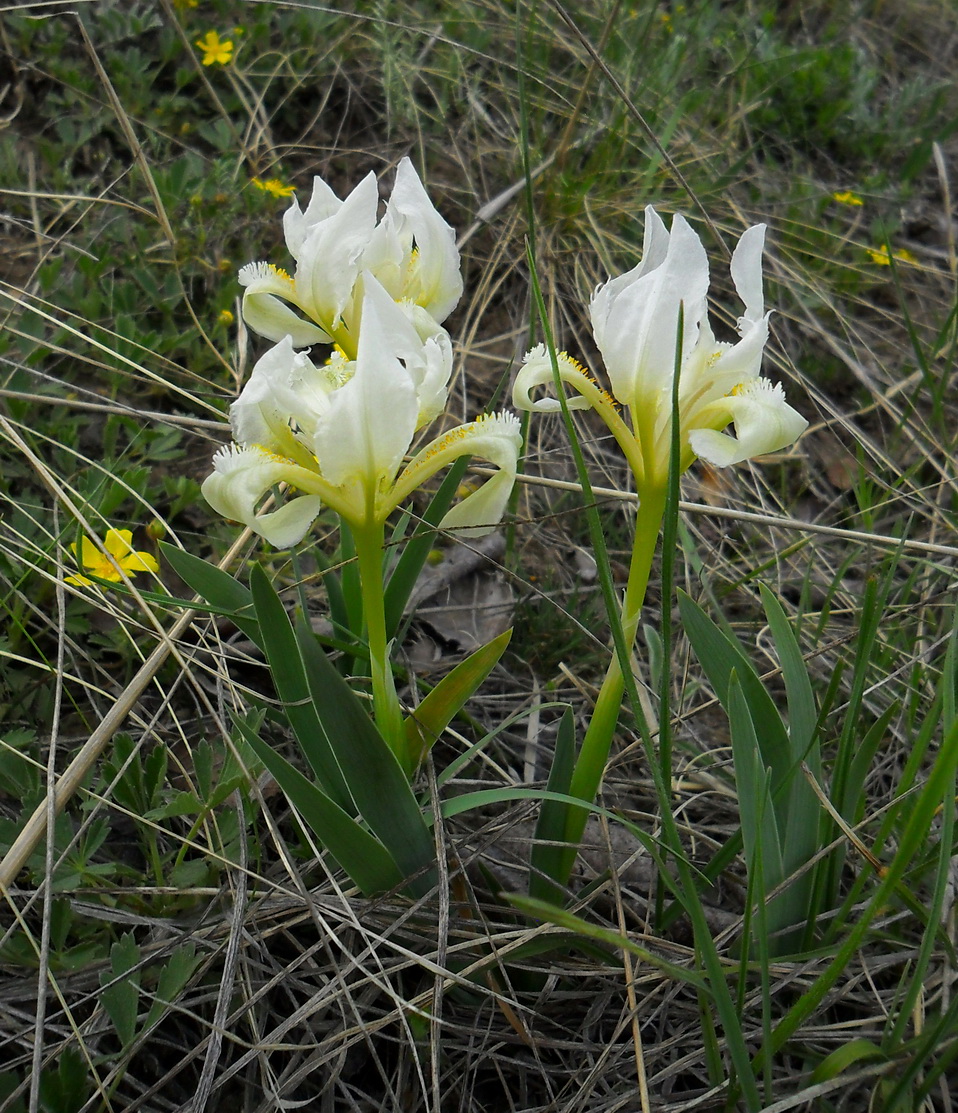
left=758, top=583, right=823, bottom=932
left=755, top=712, right=958, bottom=1072
left=529, top=706, right=576, bottom=903
left=678, top=590, right=792, bottom=798
left=885, top=612, right=958, bottom=1046
left=727, top=672, right=793, bottom=947
left=383, top=456, right=470, bottom=639
left=506, top=895, right=709, bottom=991
left=759, top=583, right=817, bottom=768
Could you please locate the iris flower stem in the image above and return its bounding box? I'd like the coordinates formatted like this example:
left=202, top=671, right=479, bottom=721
left=560, top=481, right=668, bottom=871
left=353, top=520, right=406, bottom=762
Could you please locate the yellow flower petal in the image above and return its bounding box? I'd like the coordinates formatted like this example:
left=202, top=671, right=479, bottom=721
left=195, top=31, right=233, bottom=66
left=68, top=529, right=158, bottom=587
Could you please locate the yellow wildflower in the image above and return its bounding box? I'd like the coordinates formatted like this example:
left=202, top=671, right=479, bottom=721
left=195, top=31, right=233, bottom=66
left=218, top=308, right=235, bottom=325
left=867, top=246, right=918, bottom=266
left=252, top=177, right=296, bottom=199
left=832, top=190, right=864, bottom=207
left=66, top=529, right=159, bottom=587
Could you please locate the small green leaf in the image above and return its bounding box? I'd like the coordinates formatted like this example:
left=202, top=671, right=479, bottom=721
left=144, top=790, right=203, bottom=820
left=404, top=629, right=512, bottom=767
left=144, top=943, right=202, bottom=1033
left=170, top=859, right=209, bottom=887
left=100, top=932, right=140, bottom=1047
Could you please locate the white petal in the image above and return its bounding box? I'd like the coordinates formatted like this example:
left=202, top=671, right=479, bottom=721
left=688, top=379, right=807, bottom=468
left=512, top=343, right=595, bottom=412
left=392, top=412, right=523, bottom=537
left=730, top=224, right=766, bottom=325
left=413, top=325, right=453, bottom=427
left=352, top=274, right=453, bottom=429
left=386, top=157, right=463, bottom=322
left=238, top=263, right=331, bottom=346
left=284, top=175, right=342, bottom=258
left=590, top=207, right=670, bottom=356
left=229, top=336, right=301, bottom=446
left=311, top=281, right=419, bottom=492
left=591, top=211, right=710, bottom=406
left=202, top=445, right=323, bottom=547
left=230, top=338, right=337, bottom=462
left=295, top=171, right=379, bottom=330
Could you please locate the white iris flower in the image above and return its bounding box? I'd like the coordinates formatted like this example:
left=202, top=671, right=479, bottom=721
left=513, top=207, right=807, bottom=486
left=238, top=157, right=463, bottom=353
left=203, top=275, right=520, bottom=547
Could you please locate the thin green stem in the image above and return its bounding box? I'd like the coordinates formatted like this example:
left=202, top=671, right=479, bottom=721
left=561, top=481, right=667, bottom=856
left=353, top=519, right=405, bottom=761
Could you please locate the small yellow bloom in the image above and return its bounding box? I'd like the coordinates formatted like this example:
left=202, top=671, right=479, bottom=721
left=195, top=31, right=233, bottom=66
left=218, top=308, right=235, bottom=325
left=867, top=246, right=917, bottom=266
left=66, top=529, right=159, bottom=587
left=832, top=190, right=864, bottom=207
left=252, top=177, right=296, bottom=199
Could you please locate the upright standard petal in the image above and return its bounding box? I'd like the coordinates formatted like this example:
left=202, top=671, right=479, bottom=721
left=385, top=157, right=463, bottom=323
left=356, top=278, right=453, bottom=428
left=239, top=160, right=463, bottom=349
left=590, top=210, right=710, bottom=408
left=294, top=171, right=380, bottom=333
left=310, top=278, right=419, bottom=499
left=283, top=174, right=342, bottom=258
left=729, top=223, right=766, bottom=326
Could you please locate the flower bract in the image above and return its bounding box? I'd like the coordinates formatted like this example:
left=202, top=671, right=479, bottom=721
left=67, top=529, right=159, bottom=587
left=203, top=275, right=520, bottom=547
left=238, top=158, right=463, bottom=353
left=513, top=206, right=807, bottom=486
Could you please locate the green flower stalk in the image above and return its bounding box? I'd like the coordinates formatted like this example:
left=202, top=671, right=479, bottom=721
left=514, top=207, right=808, bottom=881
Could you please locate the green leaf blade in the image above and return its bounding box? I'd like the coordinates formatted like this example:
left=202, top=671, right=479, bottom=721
left=235, top=716, right=404, bottom=896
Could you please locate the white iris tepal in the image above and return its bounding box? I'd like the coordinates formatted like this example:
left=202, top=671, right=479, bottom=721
left=513, top=206, right=807, bottom=486
left=238, top=157, right=463, bottom=351
left=203, top=275, right=521, bottom=547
